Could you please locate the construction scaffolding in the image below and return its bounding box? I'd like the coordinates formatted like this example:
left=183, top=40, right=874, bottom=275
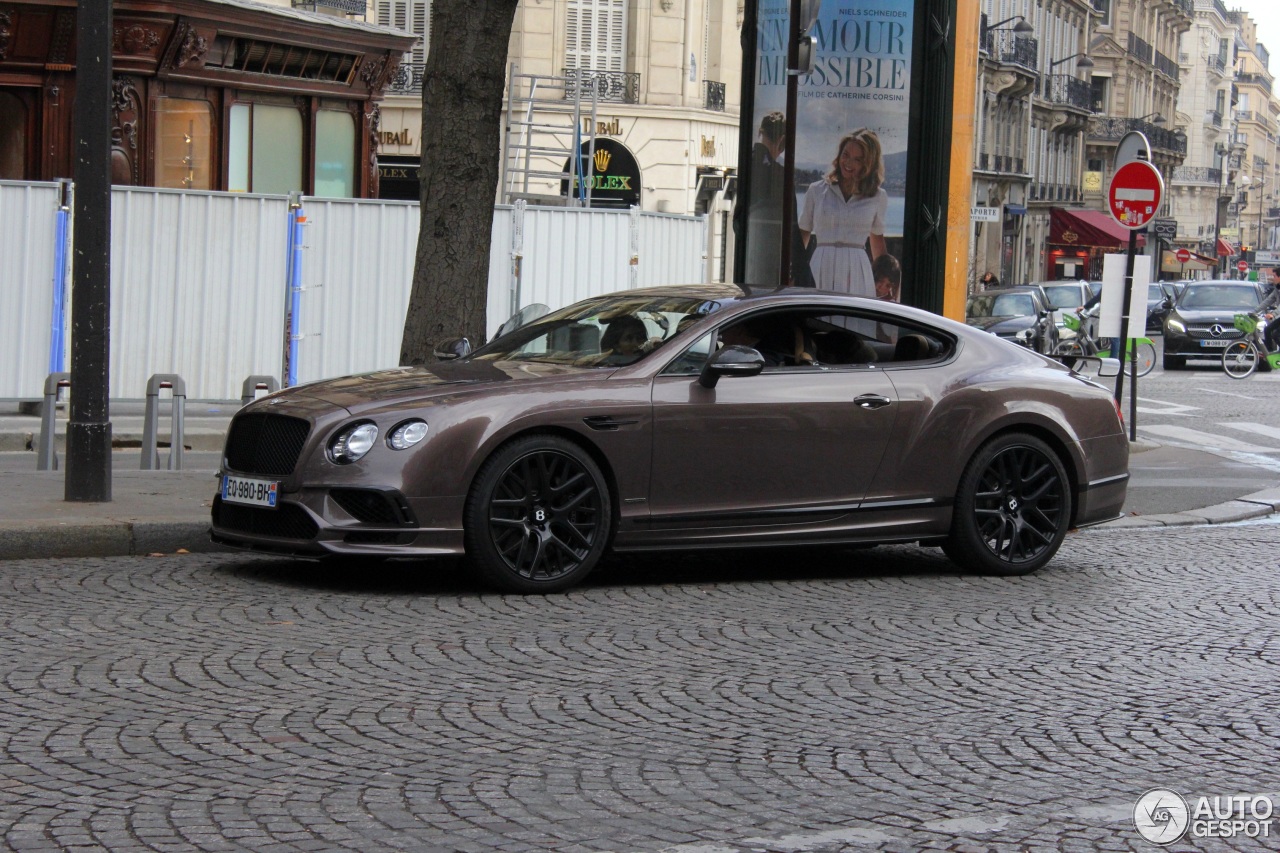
left=501, top=65, right=599, bottom=207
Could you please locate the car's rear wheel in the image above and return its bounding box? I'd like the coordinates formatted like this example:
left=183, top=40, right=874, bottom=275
left=465, top=435, right=612, bottom=593
left=1222, top=340, right=1259, bottom=379
left=943, top=433, right=1070, bottom=576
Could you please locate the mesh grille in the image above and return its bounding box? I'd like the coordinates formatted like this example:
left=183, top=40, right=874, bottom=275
left=1188, top=325, right=1243, bottom=340
left=212, top=497, right=319, bottom=540
left=224, top=413, right=311, bottom=476
left=330, top=489, right=405, bottom=525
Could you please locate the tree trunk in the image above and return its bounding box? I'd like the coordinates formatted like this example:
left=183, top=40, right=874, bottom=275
left=399, top=0, right=519, bottom=365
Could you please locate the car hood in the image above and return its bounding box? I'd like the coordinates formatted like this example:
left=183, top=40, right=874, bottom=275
left=966, top=315, right=1034, bottom=334
left=1171, top=307, right=1249, bottom=326
left=270, top=360, right=605, bottom=412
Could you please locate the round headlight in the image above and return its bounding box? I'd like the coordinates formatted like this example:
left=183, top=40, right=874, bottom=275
left=329, top=422, right=379, bottom=464
left=388, top=420, right=429, bottom=450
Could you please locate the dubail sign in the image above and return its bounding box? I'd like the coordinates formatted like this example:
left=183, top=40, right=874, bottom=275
left=1133, top=789, right=1274, bottom=845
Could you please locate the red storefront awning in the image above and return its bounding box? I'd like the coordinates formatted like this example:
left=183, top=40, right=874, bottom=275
left=1217, top=237, right=1237, bottom=256
left=1049, top=208, right=1147, bottom=250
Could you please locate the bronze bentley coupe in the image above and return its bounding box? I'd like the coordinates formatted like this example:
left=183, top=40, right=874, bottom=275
left=211, top=285, right=1129, bottom=592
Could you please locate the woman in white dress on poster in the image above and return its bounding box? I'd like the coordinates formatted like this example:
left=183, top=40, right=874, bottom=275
left=798, top=129, right=889, bottom=297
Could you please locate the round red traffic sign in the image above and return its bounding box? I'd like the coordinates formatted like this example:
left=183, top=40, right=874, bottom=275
left=1107, top=160, right=1165, bottom=230
left=1238, top=259, right=1250, bottom=272
left=1175, top=247, right=1191, bottom=263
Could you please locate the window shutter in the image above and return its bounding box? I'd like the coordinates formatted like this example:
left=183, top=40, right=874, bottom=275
left=566, top=0, right=626, bottom=72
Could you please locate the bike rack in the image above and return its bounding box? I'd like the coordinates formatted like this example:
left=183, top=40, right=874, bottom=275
left=240, top=375, right=279, bottom=407
left=140, top=374, right=186, bottom=470
left=36, top=372, right=71, bottom=471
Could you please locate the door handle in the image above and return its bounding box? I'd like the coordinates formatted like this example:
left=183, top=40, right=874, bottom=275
left=854, top=394, right=892, bottom=409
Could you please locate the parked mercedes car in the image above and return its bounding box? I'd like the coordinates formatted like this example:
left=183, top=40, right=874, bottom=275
left=211, top=285, right=1129, bottom=593
left=1162, top=279, right=1267, bottom=369
left=964, top=286, right=1060, bottom=355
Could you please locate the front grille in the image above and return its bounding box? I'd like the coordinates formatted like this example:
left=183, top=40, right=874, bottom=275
left=1188, top=324, right=1243, bottom=340
left=212, top=496, right=319, bottom=540
left=330, top=488, right=406, bottom=525
left=224, top=413, right=311, bottom=476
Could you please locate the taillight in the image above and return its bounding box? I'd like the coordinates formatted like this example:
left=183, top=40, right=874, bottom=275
left=1113, top=397, right=1124, bottom=428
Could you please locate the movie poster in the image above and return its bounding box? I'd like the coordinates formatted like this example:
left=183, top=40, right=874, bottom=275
left=744, top=0, right=912, bottom=302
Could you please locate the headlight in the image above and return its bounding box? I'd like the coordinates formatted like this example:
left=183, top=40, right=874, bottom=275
left=329, top=422, right=379, bottom=464
left=388, top=419, right=429, bottom=450
left=1166, top=317, right=1186, bottom=333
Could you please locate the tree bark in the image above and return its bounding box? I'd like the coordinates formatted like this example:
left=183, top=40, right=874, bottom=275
left=399, top=0, right=519, bottom=365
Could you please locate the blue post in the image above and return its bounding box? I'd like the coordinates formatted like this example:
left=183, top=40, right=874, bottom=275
left=286, top=203, right=304, bottom=387
left=49, top=184, right=72, bottom=374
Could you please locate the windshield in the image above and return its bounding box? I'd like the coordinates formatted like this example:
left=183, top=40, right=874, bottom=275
left=967, top=293, right=1036, bottom=318
left=1042, top=285, right=1084, bottom=309
left=1178, top=284, right=1260, bottom=310
left=468, top=293, right=729, bottom=367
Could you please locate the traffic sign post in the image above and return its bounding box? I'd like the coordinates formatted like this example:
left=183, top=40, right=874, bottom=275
left=1175, top=247, right=1190, bottom=277
left=1108, top=158, right=1165, bottom=442
left=1238, top=259, right=1250, bottom=274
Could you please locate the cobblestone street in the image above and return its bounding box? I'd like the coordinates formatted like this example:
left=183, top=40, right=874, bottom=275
left=2, top=523, right=1279, bottom=852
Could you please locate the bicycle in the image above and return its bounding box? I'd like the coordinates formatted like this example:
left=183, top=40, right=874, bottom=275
left=1056, top=307, right=1157, bottom=377
left=1221, top=312, right=1280, bottom=379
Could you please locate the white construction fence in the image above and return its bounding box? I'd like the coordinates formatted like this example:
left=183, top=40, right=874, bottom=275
left=0, top=182, right=708, bottom=401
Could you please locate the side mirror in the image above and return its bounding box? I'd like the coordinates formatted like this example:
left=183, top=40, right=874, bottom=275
left=1096, top=357, right=1121, bottom=377
left=433, top=337, right=471, bottom=361
left=699, top=344, right=765, bottom=388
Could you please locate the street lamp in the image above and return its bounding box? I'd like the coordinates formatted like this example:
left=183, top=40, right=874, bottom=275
left=1136, top=112, right=1167, bottom=125
left=987, top=15, right=1035, bottom=34
left=1049, top=52, right=1094, bottom=71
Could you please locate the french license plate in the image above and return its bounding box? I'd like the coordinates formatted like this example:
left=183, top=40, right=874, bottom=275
left=1199, top=339, right=1231, bottom=348
left=222, top=474, right=279, bottom=508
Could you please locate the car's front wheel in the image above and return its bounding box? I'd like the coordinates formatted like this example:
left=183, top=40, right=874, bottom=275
left=943, top=433, right=1071, bottom=576
left=465, top=435, right=612, bottom=593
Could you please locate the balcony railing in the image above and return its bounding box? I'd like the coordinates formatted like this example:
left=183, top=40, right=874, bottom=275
left=291, top=0, right=366, bottom=15
left=981, top=22, right=1039, bottom=73
left=1237, top=73, right=1273, bottom=95
left=562, top=68, right=641, bottom=104
left=1172, top=166, right=1222, bottom=184
left=1087, top=116, right=1188, bottom=154
left=704, top=80, right=726, bottom=112
left=1171, top=0, right=1193, bottom=17
left=1268, top=207, right=1280, bottom=219
left=976, top=153, right=1026, bottom=174
left=1209, top=109, right=1223, bottom=127
left=1208, top=54, right=1226, bottom=75
left=1154, top=50, right=1179, bottom=81
left=1127, top=32, right=1153, bottom=66
left=1255, top=155, right=1268, bottom=169
left=1237, top=110, right=1256, bottom=122
left=1042, top=74, right=1092, bottom=111
left=386, top=59, right=423, bottom=96
left=1030, top=183, right=1082, bottom=203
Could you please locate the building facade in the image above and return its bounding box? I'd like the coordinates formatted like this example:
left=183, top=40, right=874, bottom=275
left=0, top=0, right=412, bottom=196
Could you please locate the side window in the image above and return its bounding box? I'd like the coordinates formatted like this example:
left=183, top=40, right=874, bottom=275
left=805, top=311, right=949, bottom=365
left=661, top=332, right=715, bottom=375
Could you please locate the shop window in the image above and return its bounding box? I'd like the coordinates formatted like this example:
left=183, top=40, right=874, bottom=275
left=314, top=110, right=355, bottom=198
left=154, top=98, right=214, bottom=189
left=228, top=102, right=303, bottom=194
left=0, top=93, right=27, bottom=181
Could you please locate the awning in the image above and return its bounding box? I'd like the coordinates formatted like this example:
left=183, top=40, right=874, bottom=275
left=1217, top=237, right=1237, bottom=256
left=1005, top=204, right=1027, bottom=216
left=1161, top=249, right=1216, bottom=273
left=1049, top=207, right=1146, bottom=250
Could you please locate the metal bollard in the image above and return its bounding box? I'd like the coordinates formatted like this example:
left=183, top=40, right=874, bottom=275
left=140, top=374, right=186, bottom=470
left=36, top=372, right=71, bottom=471
left=240, top=374, right=279, bottom=407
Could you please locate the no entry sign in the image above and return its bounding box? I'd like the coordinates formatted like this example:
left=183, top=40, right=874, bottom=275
left=1238, top=260, right=1250, bottom=272
left=1176, top=248, right=1191, bottom=263
left=1108, top=161, right=1165, bottom=230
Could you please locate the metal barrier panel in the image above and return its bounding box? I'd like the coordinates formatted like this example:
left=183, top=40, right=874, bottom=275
left=635, top=211, right=708, bottom=288
left=519, top=206, right=634, bottom=310
left=0, top=181, right=64, bottom=400
left=293, top=197, right=421, bottom=384
left=110, top=187, right=291, bottom=400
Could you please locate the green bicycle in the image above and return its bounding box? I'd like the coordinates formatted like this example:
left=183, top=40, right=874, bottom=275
left=1056, top=310, right=1157, bottom=377
left=1221, top=312, right=1280, bottom=379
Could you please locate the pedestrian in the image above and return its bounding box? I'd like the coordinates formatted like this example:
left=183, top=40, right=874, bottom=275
left=1259, top=266, right=1280, bottom=359
left=980, top=271, right=1001, bottom=290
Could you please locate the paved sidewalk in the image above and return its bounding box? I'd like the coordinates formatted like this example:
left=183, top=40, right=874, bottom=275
left=1, top=404, right=1278, bottom=561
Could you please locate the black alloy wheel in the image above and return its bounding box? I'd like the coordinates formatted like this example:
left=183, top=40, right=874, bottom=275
left=944, top=433, right=1071, bottom=576
left=465, top=435, right=612, bottom=593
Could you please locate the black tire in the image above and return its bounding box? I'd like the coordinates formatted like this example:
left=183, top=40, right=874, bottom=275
left=943, top=433, right=1071, bottom=576
left=464, top=435, right=612, bottom=593
left=1131, top=341, right=1157, bottom=378
left=1222, top=340, right=1259, bottom=379
left=1162, top=353, right=1185, bottom=370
